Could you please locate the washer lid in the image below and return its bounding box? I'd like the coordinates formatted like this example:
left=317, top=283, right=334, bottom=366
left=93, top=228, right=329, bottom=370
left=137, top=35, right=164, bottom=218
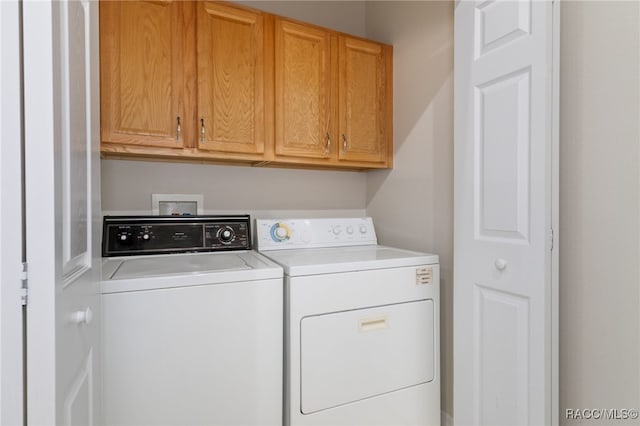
left=101, top=251, right=283, bottom=293
left=111, top=252, right=250, bottom=280
left=260, top=245, right=439, bottom=276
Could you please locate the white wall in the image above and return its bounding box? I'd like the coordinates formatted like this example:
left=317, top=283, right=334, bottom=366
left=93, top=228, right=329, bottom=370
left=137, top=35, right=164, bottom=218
left=560, top=2, right=640, bottom=424
left=101, top=159, right=366, bottom=217
left=101, top=1, right=369, bottom=217
left=364, top=1, right=454, bottom=420
left=238, top=0, right=366, bottom=37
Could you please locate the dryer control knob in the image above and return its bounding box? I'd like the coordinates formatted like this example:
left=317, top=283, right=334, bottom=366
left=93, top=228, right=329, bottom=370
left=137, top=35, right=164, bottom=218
left=270, top=223, right=291, bottom=242
left=359, top=225, right=368, bottom=234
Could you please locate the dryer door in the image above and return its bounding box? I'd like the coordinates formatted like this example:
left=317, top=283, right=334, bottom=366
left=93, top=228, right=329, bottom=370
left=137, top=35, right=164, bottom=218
left=300, top=299, right=434, bottom=414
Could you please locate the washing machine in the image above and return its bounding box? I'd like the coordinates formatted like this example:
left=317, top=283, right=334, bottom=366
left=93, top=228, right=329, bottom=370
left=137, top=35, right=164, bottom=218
left=256, top=217, right=440, bottom=426
left=101, top=215, right=283, bottom=426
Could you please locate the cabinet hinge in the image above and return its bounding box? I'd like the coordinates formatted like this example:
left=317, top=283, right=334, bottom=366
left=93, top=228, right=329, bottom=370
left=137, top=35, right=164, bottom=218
left=20, top=262, right=28, bottom=306
left=549, top=228, right=554, bottom=252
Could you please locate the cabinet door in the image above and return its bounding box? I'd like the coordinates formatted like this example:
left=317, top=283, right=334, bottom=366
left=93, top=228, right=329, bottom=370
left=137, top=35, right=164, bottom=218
left=197, top=2, right=266, bottom=156
left=100, top=1, right=189, bottom=148
left=274, top=19, right=334, bottom=160
left=338, top=37, right=392, bottom=164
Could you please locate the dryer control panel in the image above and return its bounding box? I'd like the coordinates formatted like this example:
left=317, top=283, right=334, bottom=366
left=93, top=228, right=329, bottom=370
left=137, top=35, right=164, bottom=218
left=256, top=217, right=377, bottom=250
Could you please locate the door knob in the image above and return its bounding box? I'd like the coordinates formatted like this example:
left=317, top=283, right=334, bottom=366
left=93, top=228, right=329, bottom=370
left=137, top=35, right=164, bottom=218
left=494, top=258, right=507, bottom=271
left=70, top=307, right=93, bottom=325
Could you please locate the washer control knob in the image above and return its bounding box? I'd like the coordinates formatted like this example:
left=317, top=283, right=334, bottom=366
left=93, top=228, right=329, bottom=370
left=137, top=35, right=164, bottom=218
left=346, top=226, right=354, bottom=235
left=218, top=227, right=235, bottom=244
left=359, top=225, right=368, bottom=234
left=118, top=233, right=132, bottom=244
left=142, top=233, right=150, bottom=240
left=332, top=225, right=342, bottom=235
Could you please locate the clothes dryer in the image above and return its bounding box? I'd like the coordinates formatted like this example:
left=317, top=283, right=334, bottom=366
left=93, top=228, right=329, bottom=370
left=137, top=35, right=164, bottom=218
left=256, top=217, right=440, bottom=426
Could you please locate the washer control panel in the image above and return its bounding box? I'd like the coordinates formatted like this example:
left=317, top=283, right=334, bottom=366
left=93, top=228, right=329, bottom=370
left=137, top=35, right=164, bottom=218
left=103, top=215, right=251, bottom=256
left=256, top=218, right=377, bottom=250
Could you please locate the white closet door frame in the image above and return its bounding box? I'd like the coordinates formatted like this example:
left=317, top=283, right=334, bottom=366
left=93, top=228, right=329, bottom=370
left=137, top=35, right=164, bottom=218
left=0, top=1, right=25, bottom=424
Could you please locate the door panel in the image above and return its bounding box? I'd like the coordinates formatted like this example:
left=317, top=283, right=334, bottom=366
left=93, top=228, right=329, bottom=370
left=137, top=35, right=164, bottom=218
left=275, top=19, right=333, bottom=159
left=475, top=286, right=529, bottom=425
left=197, top=2, right=265, bottom=155
left=454, top=1, right=558, bottom=425
left=24, top=1, right=101, bottom=424
left=475, top=68, right=530, bottom=242
left=63, top=351, right=93, bottom=426
left=63, top=0, right=90, bottom=275
left=475, top=0, right=531, bottom=58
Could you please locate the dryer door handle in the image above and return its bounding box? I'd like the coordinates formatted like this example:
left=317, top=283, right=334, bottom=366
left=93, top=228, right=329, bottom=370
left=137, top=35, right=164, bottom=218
left=359, top=316, right=388, bottom=332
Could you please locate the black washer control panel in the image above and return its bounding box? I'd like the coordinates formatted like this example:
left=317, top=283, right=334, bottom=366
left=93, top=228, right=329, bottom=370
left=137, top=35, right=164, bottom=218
left=102, top=215, right=251, bottom=257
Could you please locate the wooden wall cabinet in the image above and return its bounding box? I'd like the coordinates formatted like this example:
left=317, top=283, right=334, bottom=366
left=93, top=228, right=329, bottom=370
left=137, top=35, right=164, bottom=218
left=100, top=1, right=392, bottom=170
left=101, top=1, right=268, bottom=162
left=273, top=17, right=393, bottom=168
left=338, top=36, right=392, bottom=165
left=100, top=0, right=193, bottom=149
left=196, top=2, right=269, bottom=159
left=274, top=19, right=334, bottom=161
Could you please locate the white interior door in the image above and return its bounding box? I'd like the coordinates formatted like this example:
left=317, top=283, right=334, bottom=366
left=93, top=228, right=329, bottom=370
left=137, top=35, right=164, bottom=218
left=23, top=1, right=101, bottom=424
left=454, top=1, right=558, bottom=425
left=0, top=2, right=25, bottom=424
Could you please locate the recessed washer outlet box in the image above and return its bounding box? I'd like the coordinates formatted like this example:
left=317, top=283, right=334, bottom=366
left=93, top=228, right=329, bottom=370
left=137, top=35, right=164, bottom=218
left=152, top=194, right=204, bottom=216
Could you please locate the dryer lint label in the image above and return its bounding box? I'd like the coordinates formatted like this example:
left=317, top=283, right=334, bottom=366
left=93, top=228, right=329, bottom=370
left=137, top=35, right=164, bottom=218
left=416, top=267, right=433, bottom=285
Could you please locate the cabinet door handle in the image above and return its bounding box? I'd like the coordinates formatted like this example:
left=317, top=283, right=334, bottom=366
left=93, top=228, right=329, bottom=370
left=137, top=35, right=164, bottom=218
left=342, top=134, right=348, bottom=152
left=176, top=116, right=182, bottom=141
left=325, top=132, right=331, bottom=155
left=200, top=118, right=206, bottom=143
